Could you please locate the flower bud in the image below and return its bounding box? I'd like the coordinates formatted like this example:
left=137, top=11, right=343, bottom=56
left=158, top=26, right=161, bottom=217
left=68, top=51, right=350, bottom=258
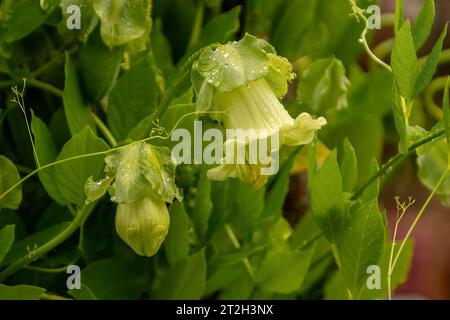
left=115, top=191, right=170, bottom=257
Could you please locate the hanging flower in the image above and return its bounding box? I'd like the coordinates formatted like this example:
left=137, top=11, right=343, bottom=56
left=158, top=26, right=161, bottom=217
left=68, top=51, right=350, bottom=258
left=115, top=191, right=170, bottom=257
left=191, top=34, right=326, bottom=186
left=85, top=142, right=181, bottom=257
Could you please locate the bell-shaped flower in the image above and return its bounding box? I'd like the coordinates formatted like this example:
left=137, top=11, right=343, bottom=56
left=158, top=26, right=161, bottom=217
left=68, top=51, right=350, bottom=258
left=192, top=34, right=326, bottom=186
left=85, top=142, right=181, bottom=257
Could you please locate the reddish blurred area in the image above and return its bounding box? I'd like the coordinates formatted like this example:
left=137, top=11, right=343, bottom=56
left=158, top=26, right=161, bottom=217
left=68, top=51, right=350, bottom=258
left=382, top=163, right=450, bottom=300
left=379, top=0, right=450, bottom=300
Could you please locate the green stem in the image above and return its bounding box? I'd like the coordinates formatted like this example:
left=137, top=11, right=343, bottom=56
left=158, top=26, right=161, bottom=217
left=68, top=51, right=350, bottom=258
left=352, top=129, right=445, bottom=200
left=92, top=113, right=117, bottom=147
left=25, top=255, right=80, bottom=274
left=387, top=218, right=400, bottom=300
left=348, top=0, right=392, bottom=72
left=224, top=223, right=256, bottom=281
left=27, top=79, right=63, bottom=97
left=391, top=168, right=449, bottom=269
left=0, top=201, right=98, bottom=282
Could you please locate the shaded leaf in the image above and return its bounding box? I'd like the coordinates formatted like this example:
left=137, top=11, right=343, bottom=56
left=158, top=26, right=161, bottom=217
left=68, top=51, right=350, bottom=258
left=0, top=225, right=15, bottom=265
left=107, top=55, right=158, bottom=141
left=0, top=284, right=45, bottom=300
left=63, top=53, right=95, bottom=135
left=165, top=201, right=190, bottom=266
left=155, top=249, right=206, bottom=300
left=0, top=156, right=22, bottom=210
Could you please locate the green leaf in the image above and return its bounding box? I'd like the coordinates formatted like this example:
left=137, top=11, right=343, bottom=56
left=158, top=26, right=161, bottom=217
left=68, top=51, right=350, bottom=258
left=411, top=0, right=435, bottom=51
left=165, top=201, right=190, bottom=266
left=262, top=148, right=297, bottom=221
left=79, top=258, right=148, bottom=299
left=0, top=225, right=15, bottom=265
left=391, top=22, right=418, bottom=100
left=93, top=0, right=151, bottom=48
left=413, top=25, right=447, bottom=98
left=297, top=57, right=350, bottom=114
left=0, top=284, right=45, bottom=300
left=193, top=168, right=213, bottom=243
left=68, top=284, right=97, bottom=300
left=359, top=241, right=413, bottom=299
left=31, top=112, right=66, bottom=205
left=78, top=31, right=124, bottom=102
left=3, top=222, right=70, bottom=265
left=417, top=139, right=450, bottom=205
left=337, top=200, right=385, bottom=298
left=230, top=179, right=265, bottom=240
left=155, top=249, right=206, bottom=300
left=310, top=150, right=346, bottom=243
left=256, top=247, right=315, bottom=294
left=205, top=264, right=242, bottom=296
left=324, top=271, right=349, bottom=300
left=53, top=126, right=109, bottom=205
left=0, top=0, right=59, bottom=43
left=339, top=139, right=357, bottom=192
left=107, top=55, right=158, bottom=141
left=219, top=269, right=254, bottom=300
left=0, top=156, right=22, bottom=210
left=63, top=53, right=95, bottom=135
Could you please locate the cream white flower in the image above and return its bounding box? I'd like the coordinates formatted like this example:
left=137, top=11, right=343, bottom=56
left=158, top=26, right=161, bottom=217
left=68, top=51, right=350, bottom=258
left=192, top=35, right=326, bottom=186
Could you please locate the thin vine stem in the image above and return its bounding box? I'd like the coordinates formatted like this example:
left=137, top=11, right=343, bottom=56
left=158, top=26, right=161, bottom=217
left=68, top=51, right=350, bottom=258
left=11, top=81, right=41, bottom=168
left=224, top=223, right=256, bottom=281
left=349, top=0, right=392, bottom=73
left=0, top=201, right=98, bottom=282
left=387, top=196, right=415, bottom=300
left=352, top=129, right=445, bottom=200
left=92, top=113, right=118, bottom=147
left=25, top=254, right=81, bottom=274
left=391, top=168, right=449, bottom=270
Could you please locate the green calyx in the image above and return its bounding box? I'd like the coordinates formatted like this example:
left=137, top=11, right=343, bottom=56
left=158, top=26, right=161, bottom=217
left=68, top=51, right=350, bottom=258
left=191, top=34, right=296, bottom=119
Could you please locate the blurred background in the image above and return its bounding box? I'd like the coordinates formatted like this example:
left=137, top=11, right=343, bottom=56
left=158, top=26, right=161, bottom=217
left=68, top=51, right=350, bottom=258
left=379, top=0, right=450, bottom=300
